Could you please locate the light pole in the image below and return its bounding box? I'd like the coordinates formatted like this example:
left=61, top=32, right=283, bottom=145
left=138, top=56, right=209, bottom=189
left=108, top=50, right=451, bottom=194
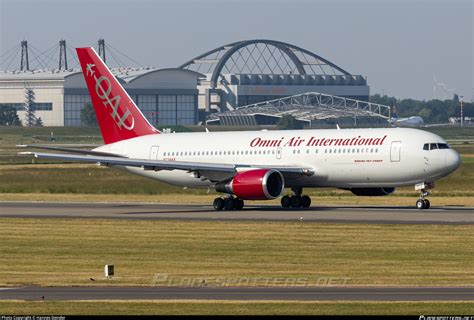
left=460, top=96, right=464, bottom=128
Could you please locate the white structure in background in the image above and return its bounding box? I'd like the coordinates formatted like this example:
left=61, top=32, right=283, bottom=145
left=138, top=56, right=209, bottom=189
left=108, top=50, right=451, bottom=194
left=432, top=73, right=456, bottom=100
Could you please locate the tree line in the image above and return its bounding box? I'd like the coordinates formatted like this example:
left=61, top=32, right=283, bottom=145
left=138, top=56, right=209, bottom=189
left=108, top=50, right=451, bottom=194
left=1, top=97, right=473, bottom=127
left=370, top=94, right=473, bottom=124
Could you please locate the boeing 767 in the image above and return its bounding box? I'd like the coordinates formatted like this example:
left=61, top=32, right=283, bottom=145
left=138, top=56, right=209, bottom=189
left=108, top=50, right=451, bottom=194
left=21, top=48, right=461, bottom=210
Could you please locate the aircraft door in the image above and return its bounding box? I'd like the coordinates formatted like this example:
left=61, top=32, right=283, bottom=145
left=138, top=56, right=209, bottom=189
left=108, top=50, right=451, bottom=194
left=276, top=147, right=282, bottom=160
left=149, top=145, right=160, bottom=160
left=390, top=141, right=401, bottom=162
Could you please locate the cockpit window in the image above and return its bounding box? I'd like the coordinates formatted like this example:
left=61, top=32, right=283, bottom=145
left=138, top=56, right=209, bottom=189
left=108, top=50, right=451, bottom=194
left=423, top=143, right=450, bottom=150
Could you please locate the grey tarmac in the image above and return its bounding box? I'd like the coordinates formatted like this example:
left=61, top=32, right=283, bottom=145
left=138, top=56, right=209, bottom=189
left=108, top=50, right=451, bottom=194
left=0, top=286, right=473, bottom=301
left=0, top=201, right=473, bottom=224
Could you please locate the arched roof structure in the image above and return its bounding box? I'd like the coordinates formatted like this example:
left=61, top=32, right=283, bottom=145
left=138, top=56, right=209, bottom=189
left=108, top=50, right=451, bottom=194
left=179, top=39, right=352, bottom=88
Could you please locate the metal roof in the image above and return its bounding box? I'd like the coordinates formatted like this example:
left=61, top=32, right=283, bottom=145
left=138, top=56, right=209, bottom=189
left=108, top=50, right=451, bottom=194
left=0, top=67, right=162, bottom=82
left=207, top=92, right=391, bottom=124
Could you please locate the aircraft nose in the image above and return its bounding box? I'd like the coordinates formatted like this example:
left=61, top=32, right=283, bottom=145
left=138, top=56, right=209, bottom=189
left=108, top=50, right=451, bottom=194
left=445, top=149, right=461, bottom=171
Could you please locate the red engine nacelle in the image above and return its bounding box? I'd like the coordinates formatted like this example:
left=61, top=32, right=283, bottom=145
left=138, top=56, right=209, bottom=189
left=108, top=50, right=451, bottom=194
left=215, top=169, right=285, bottom=200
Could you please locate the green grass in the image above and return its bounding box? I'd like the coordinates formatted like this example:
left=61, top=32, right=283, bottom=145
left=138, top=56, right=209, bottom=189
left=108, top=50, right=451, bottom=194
left=0, top=300, right=472, bottom=315
left=0, top=126, right=472, bottom=196
left=0, top=159, right=472, bottom=196
left=422, top=127, right=474, bottom=140
left=0, top=219, right=472, bottom=287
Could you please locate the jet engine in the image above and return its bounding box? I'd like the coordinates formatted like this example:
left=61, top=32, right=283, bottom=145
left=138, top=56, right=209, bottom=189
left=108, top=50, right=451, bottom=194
left=349, top=187, right=396, bottom=196
left=216, top=169, right=284, bottom=200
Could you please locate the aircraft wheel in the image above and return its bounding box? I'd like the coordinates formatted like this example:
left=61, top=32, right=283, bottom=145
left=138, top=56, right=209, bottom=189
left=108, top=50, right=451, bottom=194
left=213, top=197, right=224, bottom=211
left=416, top=199, right=426, bottom=210
left=301, top=195, right=311, bottom=208
left=224, top=198, right=235, bottom=210
left=423, top=199, right=430, bottom=209
left=281, top=195, right=291, bottom=208
left=235, top=199, right=244, bottom=210
left=291, top=195, right=302, bottom=208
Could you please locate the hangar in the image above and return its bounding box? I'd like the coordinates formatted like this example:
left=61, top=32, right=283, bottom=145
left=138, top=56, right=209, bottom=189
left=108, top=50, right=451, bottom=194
left=180, top=39, right=369, bottom=113
left=206, top=92, right=390, bottom=128
left=0, top=68, right=200, bottom=127
left=0, top=39, right=371, bottom=127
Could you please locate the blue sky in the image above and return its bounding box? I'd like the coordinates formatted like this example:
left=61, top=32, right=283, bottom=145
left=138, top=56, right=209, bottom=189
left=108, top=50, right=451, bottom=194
left=1, top=0, right=472, bottom=100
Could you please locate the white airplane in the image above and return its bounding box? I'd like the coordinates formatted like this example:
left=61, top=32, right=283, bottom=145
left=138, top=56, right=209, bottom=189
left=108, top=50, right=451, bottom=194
left=390, top=107, right=424, bottom=127
left=21, top=48, right=461, bottom=210
left=391, top=116, right=424, bottom=127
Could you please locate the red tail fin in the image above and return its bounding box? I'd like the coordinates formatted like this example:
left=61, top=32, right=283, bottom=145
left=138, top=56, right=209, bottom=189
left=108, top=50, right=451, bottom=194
left=76, top=47, right=159, bottom=144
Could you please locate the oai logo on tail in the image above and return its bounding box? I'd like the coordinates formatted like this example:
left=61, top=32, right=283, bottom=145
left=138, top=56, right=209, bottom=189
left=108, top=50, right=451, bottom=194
left=86, top=63, right=134, bottom=130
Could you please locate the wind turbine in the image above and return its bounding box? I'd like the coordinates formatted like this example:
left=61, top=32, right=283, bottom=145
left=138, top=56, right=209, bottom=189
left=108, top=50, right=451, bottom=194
left=433, top=73, right=448, bottom=100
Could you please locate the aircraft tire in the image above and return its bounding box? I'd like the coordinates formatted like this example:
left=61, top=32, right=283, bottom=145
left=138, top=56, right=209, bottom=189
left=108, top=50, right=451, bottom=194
left=213, top=197, right=224, bottom=210
left=301, top=195, right=311, bottom=208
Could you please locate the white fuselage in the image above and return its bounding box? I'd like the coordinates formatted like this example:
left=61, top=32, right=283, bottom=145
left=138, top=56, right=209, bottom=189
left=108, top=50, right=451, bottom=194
left=95, top=127, right=461, bottom=190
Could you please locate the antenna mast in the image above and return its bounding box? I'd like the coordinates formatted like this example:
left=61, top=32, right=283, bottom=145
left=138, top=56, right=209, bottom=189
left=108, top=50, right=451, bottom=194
left=59, top=39, right=68, bottom=70
left=20, top=40, right=30, bottom=71
left=98, top=39, right=106, bottom=63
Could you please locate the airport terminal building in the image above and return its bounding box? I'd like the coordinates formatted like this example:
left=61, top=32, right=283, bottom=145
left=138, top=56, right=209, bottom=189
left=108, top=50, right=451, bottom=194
left=0, top=39, right=370, bottom=127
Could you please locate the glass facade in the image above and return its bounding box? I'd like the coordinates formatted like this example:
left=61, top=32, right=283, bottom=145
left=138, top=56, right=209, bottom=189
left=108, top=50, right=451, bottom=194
left=0, top=102, right=53, bottom=111
left=64, top=93, right=197, bottom=126
left=64, top=94, right=91, bottom=126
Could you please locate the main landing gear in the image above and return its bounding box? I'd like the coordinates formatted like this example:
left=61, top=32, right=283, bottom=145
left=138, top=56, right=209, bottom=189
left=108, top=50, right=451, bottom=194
left=213, top=196, right=244, bottom=211
left=281, top=187, right=311, bottom=209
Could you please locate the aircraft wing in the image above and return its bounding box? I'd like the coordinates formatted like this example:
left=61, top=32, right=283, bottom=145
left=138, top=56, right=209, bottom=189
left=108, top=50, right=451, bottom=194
left=17, top=144, right=125, bottom=158
left=19, top=151, right=314, bottom=182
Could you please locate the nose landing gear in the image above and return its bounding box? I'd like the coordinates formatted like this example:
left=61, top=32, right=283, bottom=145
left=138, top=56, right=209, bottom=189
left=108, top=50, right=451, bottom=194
left=415, top=182, right=433, bottom=209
